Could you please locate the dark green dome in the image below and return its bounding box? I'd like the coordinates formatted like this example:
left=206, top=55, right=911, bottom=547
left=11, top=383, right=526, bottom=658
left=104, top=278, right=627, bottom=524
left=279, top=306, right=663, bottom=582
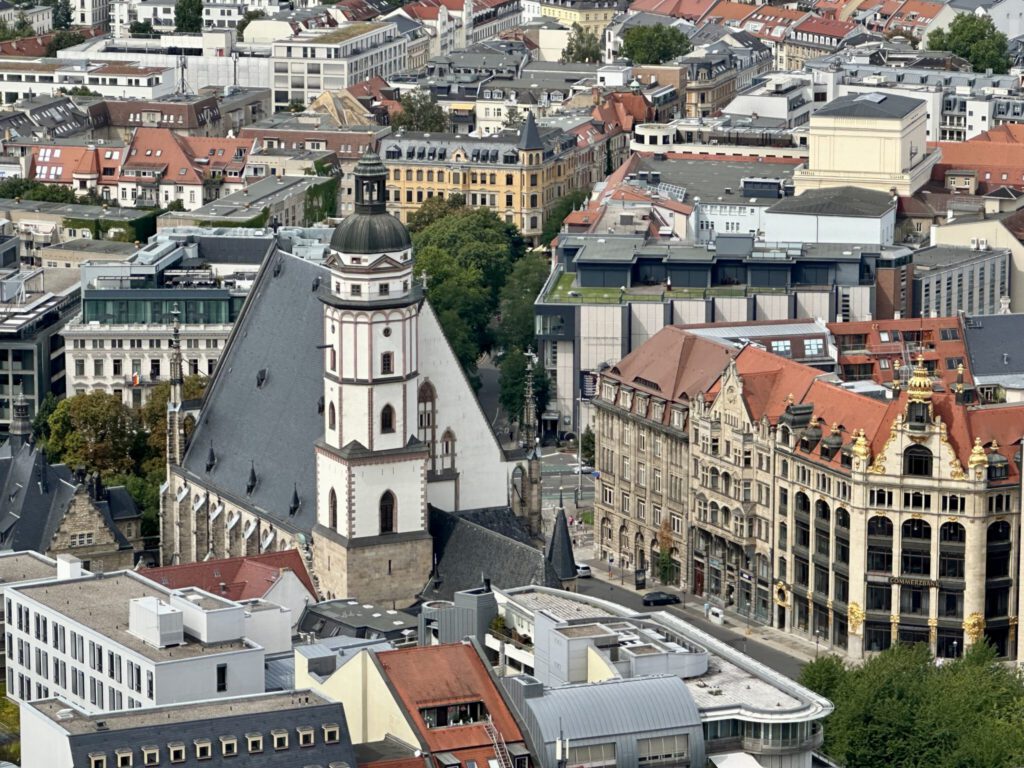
left=329, top=149, right=412, bottom=255
left=330, top=211, right=411, bottom=254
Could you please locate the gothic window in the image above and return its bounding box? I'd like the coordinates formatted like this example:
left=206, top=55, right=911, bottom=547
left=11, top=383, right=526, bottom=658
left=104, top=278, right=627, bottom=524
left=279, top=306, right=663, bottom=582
left=328, top=402, right=336, bottom=431
left=381, top=404, right=395, bottom=434
left=441, top=429, right=455, bottom=471
left=903, top=445, right=933, bottom=477
left=418, top=382, right=436, bottom=466
left=380, top=491, right=395, bottom=534
left=328, top=489, right=337, bottom=531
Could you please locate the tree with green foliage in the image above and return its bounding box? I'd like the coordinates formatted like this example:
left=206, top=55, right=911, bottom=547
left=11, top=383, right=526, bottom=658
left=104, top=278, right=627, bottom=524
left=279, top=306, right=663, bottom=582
left=286, top=99, right=306, bottom=112
left=174, top=0, right=202, bottom=33
left=139, top=375, right=208, bottom=473
left=414, top=207, right=525, bottom=381
left=928, top=14, right=1009, bottom=74
left=105, top=471, right=162, bottom=537
left=498, top=349, right=549, bottom=425
left=541, top=189, right=589, bottom=246
left=800, top=641, right=1024, bottom=768
left=44, top=29, right=84, bottom=57
left=12, top=12, right=33, bottom=38
left=390, top=90, right=448, bottom=132
left=656, top=516, right=673, bottom=583
left=497, top=251, right=549, bottom=353
left=407, top=193, right=465, bottom=232
left=503, top=104, right=525, bottom=130
left=235, top=9, right=264, bottom=38
left=129, top=19, right=155, bottom=35
left=51, top=0, right=72, bottom=30
left=0, top=177, right=76, bottom=203
left=46, top=392, right=139, bottom=475
left=621, top=24, right=692, bottom=65
left=561, top=23, right=601, bottom=64
left=580, top=425, right=594, bottom=465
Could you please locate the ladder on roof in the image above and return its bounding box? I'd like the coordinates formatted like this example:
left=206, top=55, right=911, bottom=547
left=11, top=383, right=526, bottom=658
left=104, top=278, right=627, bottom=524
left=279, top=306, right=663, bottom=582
left=484, top=718, right=514, bottom=768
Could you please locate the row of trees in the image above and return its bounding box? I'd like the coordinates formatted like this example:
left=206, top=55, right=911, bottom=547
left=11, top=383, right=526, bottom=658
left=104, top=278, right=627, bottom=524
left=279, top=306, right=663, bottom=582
left=34, top=377, right=208, bottom=537
left=801, top=642, right=1024, bottom=767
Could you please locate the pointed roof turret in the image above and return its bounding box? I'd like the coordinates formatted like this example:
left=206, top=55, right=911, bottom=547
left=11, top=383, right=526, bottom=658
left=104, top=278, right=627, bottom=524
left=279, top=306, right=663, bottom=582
left=545, top=492, right=576, bottom=581
left=246, top=461, right=258, bottom=495
left=289, top=483, right=300, bottom=516
left=9, top=390, right=31, bottom=450
left=206, top=443, right=216, bottom=473
left=518, top=110, right=543, bottom=151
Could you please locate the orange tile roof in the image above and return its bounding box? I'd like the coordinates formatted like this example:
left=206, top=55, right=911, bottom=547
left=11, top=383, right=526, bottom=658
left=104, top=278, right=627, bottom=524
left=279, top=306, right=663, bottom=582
left=608, top=327, right=738, bottom=403
left=932, top=125, right=1024, bottom=193
left=629, top=0, right=717, bottom=19
left=699, top=0, right=759, bottom=23
left=792, top=16, right=859, bottom=36
left=376, top=644, right=524, bottom=758
left=143, top=549, right=318, bottom=602
left=706, top=344, right=822, bottom=423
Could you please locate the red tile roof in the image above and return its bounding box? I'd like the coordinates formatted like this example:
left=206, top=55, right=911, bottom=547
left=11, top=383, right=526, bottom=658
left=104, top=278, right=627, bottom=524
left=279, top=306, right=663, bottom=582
left=792, top=16, right=859, bottom=36
left=699, top=0, right=758, bottom=23
left=143, top=550, right=317, bottom=602
left=932, top=125, right=1024, bottom=193
left=376, top=644, right=524, bottom=760
left=629, top=0, right=717, bottom=20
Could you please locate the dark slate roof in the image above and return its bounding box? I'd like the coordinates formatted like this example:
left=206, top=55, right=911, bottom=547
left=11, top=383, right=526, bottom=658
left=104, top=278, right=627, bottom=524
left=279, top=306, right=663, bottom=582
left=767, top=186, right=895, bottom=217
left=0, top=443, right=137, bottom=554
left=180, top=250, right=328, bottom=538
left=815, top=91, right=920, bottom=119
left=963, top=314, right=1024, bottom=377
left=61, top=697, right=358, bottom=768
left=545, top=502, right=576, bottom=581
left=518, top=110, right=544, bottom=151
left=329, top=211, right=411, bottom=254
left=423, top=507, right=562, bottom=601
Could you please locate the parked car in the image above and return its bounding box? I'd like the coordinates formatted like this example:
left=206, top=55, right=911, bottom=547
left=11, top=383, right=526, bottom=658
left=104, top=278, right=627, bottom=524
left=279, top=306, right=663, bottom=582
left=573, top=464, right=595, bottom=475
left=642, top=591, right=681, bottom=606
left=576, top=563, right=592, bottom=578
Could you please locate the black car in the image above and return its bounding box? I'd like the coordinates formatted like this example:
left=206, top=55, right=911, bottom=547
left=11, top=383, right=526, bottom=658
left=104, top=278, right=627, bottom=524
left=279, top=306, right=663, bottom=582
left=642, top=591, right=681, bottom=606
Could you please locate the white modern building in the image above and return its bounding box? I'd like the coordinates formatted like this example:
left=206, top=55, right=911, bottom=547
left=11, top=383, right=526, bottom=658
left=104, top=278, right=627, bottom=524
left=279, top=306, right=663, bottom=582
left=269, top=22, right=407, bottom=109
left=0, top=60, right=175, bottom=104
left=5, top=567, right=290, bottom=714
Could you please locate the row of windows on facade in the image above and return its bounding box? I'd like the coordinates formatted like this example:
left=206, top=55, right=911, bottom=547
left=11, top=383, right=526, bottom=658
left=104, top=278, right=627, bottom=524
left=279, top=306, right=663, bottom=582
left=71, top=339, right=221, bottom=350
left=86, top=725, right=343, bottom=768
left=74, top=358, right=215, bottom=378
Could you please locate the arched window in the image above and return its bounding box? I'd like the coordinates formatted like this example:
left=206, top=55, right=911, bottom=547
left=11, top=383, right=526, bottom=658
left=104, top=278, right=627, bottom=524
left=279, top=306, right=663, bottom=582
left=940, top=522, right=966, bottom=543
left=381, top=404, right=395, bottom=434
left=816, top=500, right=831, bottom=522
left=380, top=491, right=395, bottom=534
left=441, top=429, right=455, bottom=471
left=988, top=520, right=1011, bottom=544
left=418, top=382, right=437, bottom=466
left=868, top=516, right=893, bottom=537
left=836, top=508, right=850, bottom=529
left=328, top=488, right=337, bottom=531
left=903, top=445, right=933, bottom=477
left=902, top=519, right=931, bottom=541
left=328, top=402, right=336, bottom=430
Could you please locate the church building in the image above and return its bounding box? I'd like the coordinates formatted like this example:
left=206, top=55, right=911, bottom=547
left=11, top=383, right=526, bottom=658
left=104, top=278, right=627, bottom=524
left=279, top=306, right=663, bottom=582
left=160, top=151, right=523, bottom=605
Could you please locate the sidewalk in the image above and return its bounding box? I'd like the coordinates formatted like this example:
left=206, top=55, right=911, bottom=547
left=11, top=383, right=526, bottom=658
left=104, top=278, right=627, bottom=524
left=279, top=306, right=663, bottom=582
left=582, top=550, right=822, bottom=666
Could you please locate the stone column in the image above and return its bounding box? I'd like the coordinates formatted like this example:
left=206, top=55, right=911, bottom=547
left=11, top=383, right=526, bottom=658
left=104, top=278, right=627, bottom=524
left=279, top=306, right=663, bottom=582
left=963, top=518, right=986, bottom=649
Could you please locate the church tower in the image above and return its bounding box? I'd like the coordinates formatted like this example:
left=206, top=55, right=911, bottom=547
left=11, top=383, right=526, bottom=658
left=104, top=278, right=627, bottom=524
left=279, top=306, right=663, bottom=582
left=312, top=150, right=433, bottom=604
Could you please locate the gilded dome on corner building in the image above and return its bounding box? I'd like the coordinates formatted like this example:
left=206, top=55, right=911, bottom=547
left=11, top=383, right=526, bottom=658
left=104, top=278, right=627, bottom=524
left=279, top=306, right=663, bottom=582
left=329, top=150, right=412, bottom=256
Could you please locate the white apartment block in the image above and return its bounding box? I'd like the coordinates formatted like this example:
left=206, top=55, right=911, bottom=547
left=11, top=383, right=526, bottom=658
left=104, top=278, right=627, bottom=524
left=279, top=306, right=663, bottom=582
left=0, top=60, right=174, bottom=105
left=64, top=325, right=231, bottom=406
left=270, top=22, right=407, bottom=110
left=5, top=569, right=287, bottom=715
left=73, top=0, right=113, bottom=30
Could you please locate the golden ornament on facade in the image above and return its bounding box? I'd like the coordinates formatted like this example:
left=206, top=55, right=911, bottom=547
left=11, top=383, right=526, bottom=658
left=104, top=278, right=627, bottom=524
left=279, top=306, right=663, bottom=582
left=963, top=612, right=985, bottom=642
left=852, top=428, right=871, bottom=464
left=967, top=437, right=989, bottom=471
left=890, top=614, right=900, bottom=625
left=905, top=355, right=934, bottom=403
left=848, top=602, right=865, bottom=634
left=773, top=581, right=790, bottom=607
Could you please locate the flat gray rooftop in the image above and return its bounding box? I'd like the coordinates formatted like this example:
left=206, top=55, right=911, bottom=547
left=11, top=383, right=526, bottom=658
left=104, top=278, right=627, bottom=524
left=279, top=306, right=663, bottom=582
left=0, top=552, right=56, bottom=585
left=42, top=239, right=138, bottom=256
left=913, top=245, right=1008, bottom=269
left=638, top=156, right=798, bottom=205
left=32, top=691, right=334, bottom=734
left=16, top=573, right=252, bottom=662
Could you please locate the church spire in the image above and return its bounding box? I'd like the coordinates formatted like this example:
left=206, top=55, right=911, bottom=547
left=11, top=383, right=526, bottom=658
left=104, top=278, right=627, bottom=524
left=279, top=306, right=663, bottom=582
left=167, top=303, right=184, bottom=466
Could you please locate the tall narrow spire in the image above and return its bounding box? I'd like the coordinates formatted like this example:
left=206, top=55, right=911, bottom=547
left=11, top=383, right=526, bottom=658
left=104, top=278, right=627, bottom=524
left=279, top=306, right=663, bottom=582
left=167, top=302, right=184, bottom=467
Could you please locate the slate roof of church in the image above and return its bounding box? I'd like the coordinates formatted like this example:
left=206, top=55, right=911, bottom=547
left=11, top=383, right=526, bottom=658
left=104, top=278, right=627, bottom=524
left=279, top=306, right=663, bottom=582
left=179, top=250, right=328, bottom=538
left=423, top=507, right=564, bottom=600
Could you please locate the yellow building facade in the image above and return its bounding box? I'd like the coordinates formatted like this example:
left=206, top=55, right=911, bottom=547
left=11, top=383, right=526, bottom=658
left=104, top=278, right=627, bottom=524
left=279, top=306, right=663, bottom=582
left=538, top=0, right=621, bottom=37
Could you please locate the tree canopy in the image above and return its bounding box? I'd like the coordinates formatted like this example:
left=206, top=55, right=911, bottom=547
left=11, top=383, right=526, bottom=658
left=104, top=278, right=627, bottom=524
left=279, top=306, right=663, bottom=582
left=174, top=0, right=202, bottom=33
left=45, top=392, right=139, bottom=475
left=139, top=375, right=208, bottom=475
left=541, top=189, right=589, bottom=246
left=128, top=19, right=155, bottom=36
left=800, top=642, right=1024, bottom=768
left=561, top=23, right=601, bottom=64
left=621, top=24, right=692, bottom=65
left=44, top=0, right=72, bottom=30
left=390, top=90, right=448, bottom=133
left=406, top=193, right=465, bottom=233
left=497, top=251, right=550, bottom=353
left=44, top=29, right=84, bottom=57
left=928, top=14, right=1009, bottom=74
left=0, top=177, right=76, bottom=203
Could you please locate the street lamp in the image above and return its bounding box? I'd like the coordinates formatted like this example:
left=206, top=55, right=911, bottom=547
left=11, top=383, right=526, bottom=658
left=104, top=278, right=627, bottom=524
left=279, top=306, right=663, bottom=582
left=952, top=640, right=959, bottom=659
